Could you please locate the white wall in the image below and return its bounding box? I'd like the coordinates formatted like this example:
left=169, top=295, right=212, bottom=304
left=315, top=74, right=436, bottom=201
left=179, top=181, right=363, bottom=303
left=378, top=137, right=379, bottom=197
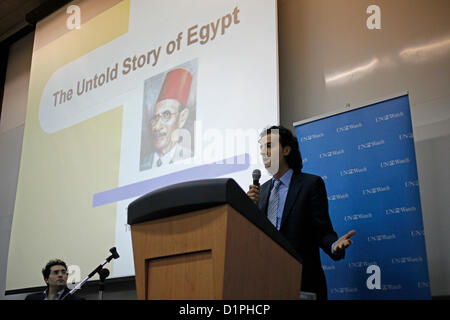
left=278, top=0, right=450, bottom=296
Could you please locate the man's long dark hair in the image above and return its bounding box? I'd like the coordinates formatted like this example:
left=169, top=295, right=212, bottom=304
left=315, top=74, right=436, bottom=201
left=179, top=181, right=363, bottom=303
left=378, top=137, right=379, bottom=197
left=260, top=125, right=303, bottom=173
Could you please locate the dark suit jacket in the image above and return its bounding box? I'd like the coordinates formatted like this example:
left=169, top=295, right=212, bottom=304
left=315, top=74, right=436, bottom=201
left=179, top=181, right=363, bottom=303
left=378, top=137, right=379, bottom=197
left=25, top=287, right=84, bottom=300
left=258, top=171, right=344, bottom=300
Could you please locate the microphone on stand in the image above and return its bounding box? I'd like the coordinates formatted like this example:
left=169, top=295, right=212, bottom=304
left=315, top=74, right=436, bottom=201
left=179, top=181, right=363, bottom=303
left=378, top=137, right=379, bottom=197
left=108, top=247, right=120, bottom=261
left=61, top=247, right=120, bottom=300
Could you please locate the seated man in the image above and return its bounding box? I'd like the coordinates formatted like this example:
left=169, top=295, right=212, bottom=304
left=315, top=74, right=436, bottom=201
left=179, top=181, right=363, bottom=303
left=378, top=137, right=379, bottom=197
left=25, top=259, right=84, bottom=300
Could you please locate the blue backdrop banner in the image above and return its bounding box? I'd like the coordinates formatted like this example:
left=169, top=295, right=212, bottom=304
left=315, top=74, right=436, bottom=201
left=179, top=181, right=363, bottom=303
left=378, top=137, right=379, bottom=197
left=294, top=94, right=431, bottom=299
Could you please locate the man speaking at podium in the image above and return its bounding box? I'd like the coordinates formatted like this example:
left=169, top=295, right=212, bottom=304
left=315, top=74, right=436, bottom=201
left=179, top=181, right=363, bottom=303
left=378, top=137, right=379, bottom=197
left=247, top=125, right=356, bottom=300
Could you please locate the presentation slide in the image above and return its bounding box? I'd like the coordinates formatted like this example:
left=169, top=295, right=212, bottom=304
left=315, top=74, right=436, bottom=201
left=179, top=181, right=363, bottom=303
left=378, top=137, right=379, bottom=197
left=7, top=0, right=279, bottom=291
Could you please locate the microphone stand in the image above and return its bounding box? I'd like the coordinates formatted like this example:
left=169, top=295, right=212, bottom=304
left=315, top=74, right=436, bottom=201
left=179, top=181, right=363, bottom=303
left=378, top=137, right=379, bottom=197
left=61, top=247, right=119, bottom=300
left=98, top=268, right=110, bottom=300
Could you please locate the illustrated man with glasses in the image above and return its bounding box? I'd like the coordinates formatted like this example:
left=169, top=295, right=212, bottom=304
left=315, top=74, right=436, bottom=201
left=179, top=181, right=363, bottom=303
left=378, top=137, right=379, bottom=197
left=141, top=68, right=193, bottom=170
left=25, top=259, right=84, bottom=300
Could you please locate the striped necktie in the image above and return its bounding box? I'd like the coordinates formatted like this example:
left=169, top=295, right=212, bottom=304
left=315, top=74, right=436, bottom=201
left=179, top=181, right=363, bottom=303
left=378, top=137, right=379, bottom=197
left=267, top=179, right=281, bottom=228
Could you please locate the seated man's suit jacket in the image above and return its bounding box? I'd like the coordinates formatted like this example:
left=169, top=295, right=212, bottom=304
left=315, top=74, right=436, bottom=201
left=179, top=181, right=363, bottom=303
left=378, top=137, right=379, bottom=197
left=25, top=287, right=84, bottom=300
left=257, top=171, right=344, bottom=300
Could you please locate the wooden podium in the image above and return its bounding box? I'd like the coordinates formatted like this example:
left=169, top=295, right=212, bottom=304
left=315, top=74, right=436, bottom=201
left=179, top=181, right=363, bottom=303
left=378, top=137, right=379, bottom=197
left=127, top=179, right=302, bottom=300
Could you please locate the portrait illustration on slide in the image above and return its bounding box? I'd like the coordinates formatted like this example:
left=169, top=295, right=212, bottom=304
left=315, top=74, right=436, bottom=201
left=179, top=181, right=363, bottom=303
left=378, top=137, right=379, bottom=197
left=140, top=59, right=197, bottom=171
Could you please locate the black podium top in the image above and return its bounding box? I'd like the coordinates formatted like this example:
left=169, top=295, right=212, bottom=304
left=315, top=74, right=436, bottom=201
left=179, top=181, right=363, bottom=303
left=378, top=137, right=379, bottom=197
left=127, top=178, right=302, bottom=263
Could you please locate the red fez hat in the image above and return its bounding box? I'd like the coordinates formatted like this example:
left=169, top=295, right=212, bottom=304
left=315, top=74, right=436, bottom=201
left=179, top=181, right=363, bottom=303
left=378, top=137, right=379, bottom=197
left=157, top=68, right=193, bottom=106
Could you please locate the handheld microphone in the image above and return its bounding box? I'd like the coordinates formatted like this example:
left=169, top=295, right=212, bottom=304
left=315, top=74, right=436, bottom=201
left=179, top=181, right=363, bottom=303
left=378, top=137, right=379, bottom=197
left=252, top=169, right=261, bottom=187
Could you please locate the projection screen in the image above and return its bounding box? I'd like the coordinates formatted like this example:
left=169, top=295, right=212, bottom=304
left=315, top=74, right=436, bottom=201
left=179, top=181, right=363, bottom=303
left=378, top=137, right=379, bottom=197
left=7, top=0, right=279, bottom=292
